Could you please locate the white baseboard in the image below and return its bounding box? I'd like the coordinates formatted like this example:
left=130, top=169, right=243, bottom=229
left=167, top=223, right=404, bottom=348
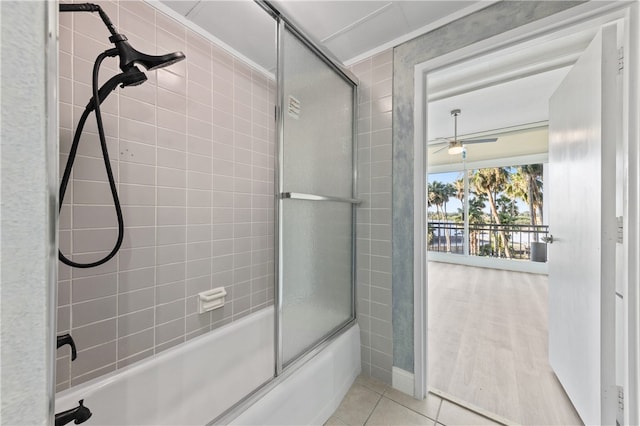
left=428, top=252, right=548, bottom=275
left=392, top=367, right=414, bottom=396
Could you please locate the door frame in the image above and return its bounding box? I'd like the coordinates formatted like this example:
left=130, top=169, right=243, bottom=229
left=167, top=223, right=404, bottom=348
left=412, top=3, right=639, bottom=424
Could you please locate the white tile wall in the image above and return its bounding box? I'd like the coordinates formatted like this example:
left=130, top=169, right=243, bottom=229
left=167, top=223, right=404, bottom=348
left=57, top=0, right=275, bottom=390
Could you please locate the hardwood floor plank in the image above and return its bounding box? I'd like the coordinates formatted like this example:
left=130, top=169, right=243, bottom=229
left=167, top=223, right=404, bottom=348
left=427, top=262, right=582, bottom=425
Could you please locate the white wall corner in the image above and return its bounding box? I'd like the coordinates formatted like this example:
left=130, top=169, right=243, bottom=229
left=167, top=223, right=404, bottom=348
left=392, top=367, right=415, bottom=396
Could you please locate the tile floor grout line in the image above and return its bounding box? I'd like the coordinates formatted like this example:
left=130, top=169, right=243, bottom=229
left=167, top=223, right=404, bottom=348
left=381, top=395, right=439, bottom=424
left=380, top=387, right=439, bottom=424
left=434, top=397, right=443, bottom=424
left=363, top=384, right=386, bottom=396
left=331, top=412, right=349, bottom=425
left=331, top=375, right=523, bottom=426
left=361, top=393, right=384, bottom=426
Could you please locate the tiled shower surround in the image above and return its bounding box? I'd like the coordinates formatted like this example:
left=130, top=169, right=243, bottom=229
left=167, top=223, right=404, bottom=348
left=350, top=50, right=394, bottom=384
left=57, top=0, right=275, bottom=389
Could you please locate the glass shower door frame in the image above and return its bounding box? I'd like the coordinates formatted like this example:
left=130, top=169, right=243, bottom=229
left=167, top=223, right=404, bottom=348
left=274, top=18, right=359, bottom=375
left=211, top=5, right=359, bottom=423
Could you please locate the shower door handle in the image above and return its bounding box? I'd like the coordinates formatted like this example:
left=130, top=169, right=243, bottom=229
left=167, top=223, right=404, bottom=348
left=280, top=192, right=362, bottom=204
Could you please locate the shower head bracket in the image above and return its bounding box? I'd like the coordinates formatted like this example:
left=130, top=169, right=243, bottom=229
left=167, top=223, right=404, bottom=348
left=59, top=3, right=186, bottom=73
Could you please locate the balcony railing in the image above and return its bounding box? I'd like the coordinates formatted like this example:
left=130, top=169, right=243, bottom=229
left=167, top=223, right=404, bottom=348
left=428, top=221, right=549, bottom=260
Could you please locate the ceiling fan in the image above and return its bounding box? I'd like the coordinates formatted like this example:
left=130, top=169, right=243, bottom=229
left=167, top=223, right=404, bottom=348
left=431, top=109, right=498, bottom=155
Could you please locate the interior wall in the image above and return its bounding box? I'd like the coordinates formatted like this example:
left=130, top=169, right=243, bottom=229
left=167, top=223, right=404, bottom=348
left=391, top=0, right=584, bottom=374
left=631, top=5, right=640, bottom=424
left=0, top=1, right=55, bottom=423
left=349, top=49, right=394, bottom=384
left=57, top=0, right=275, bottom=390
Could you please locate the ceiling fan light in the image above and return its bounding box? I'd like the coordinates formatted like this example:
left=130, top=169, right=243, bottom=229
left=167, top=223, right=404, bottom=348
left=448, top=145, right=464, bottom=155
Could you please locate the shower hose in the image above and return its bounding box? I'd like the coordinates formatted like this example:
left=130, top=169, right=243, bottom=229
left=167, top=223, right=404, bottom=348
left=58, top=50, right=124, bottom=268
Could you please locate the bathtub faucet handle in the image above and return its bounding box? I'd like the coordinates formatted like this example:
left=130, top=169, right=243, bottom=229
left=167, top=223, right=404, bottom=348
left=57, top=333, right=77, bottom=361
left=55, top=399, right=92, bottom=426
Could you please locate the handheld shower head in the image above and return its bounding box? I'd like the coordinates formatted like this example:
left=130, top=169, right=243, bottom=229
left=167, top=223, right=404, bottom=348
left=86, top=66, right=147, bottom=110
left=58, top=2, right=186, bottom=269
left=109, top=34, right=185, bottom=72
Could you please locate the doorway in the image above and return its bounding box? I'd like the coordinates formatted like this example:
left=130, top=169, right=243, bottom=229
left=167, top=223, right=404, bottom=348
left=413, top=6, right=637, bottom=426
left=425, top=127, right=562, bottom=423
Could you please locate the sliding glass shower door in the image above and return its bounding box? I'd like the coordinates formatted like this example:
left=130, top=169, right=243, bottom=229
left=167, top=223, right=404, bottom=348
left=277, top=23, right=358, bottom=369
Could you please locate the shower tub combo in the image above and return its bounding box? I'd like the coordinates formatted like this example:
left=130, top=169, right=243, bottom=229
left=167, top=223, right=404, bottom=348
left=56, top=307, right=361, bottom=425
left=54, top=0, right=361, bottom=424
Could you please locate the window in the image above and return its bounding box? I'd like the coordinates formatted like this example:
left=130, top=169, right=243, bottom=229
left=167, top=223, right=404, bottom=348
left=428, top=163, right=547, bottom=261
left=427, top=171, right=463, bottom=255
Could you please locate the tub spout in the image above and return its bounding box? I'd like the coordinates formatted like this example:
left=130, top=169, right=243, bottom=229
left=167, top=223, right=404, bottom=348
left=55, top=399, right=92, bottom=426
left=57, top=334, right=77, bottom=361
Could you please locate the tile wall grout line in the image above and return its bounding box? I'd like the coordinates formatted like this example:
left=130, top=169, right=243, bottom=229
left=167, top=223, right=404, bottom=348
left=114, top=0, right=122, bottom=370
left=151, top=2, right=159, bottom=357
left=64, top=18, right=74, bottom=279
left=210, top=39, right=215, bottom=333
left=183, top=10, right=189, bottom=346
left=65, top=9, right=75, bottom=389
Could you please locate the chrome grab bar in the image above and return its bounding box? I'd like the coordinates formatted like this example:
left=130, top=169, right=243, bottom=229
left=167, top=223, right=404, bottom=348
left=280, top=192, right=362, bottom=204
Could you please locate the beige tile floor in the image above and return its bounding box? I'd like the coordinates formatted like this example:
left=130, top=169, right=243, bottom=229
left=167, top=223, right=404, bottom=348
left=326, top=374, right=507, bottom=426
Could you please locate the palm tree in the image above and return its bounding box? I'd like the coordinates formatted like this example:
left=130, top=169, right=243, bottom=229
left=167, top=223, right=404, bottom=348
left=428, top=181, right=444, bottom=250
left=468, top=195, right=487, bottom=223
left=428, top=181, right=444, bottom=219
left=505, top=164, right=544, bottom=245
left=497, top=194, right=519, bottom=225
left=466, top=194, right=487, bottom=255
left=429, top=181, right=455, bottom=220
left=522, top=164, right=543, bottom=226
left=471, top=167, right=513, bottom=258
left=441, top=182, right=456, bottom=252
left=505, top=164, right=543, bottom=226
left=441, top=182, right=456, bottom=221
left=428, top=181, right=456, bottom=251
left=454, top=176, right=465, bottom=204
left=505, top=171, right=527, bottom=213
left=451, top=176, right=466, bottom=226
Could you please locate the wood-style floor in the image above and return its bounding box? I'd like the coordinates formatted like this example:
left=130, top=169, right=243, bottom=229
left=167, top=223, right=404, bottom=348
left=428, top=262, right=583, bottom=425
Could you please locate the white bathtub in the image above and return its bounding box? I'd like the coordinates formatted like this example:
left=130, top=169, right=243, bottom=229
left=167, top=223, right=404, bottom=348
left=56, top=307, right=361, bottom=425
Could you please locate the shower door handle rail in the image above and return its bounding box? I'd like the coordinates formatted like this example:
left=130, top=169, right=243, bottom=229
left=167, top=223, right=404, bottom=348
left=280, top=192, right=362, bottom=204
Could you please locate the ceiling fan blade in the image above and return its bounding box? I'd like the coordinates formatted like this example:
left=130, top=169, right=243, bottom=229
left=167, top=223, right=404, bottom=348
left=460, top=138, right=498, bottom=144
left=433, top=144, right=449, bottom=154
left=427, top=138, right=450, bottom=147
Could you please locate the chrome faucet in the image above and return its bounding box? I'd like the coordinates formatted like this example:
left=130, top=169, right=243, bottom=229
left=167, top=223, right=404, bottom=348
left=55, top=399, right=92, bottom=426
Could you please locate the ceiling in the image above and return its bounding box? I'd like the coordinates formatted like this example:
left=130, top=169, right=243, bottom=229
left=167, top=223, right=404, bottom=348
left=425, top=20, right=601, bottom=167
left=428, top=67, right=571, bottom=140
left=160, top=0, right=278, bottom=73
left=156, top=0, right=604, bottom=168
left=270, top=1, right=485, bottom=64
left=158, top=0, right=491, bottom=72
